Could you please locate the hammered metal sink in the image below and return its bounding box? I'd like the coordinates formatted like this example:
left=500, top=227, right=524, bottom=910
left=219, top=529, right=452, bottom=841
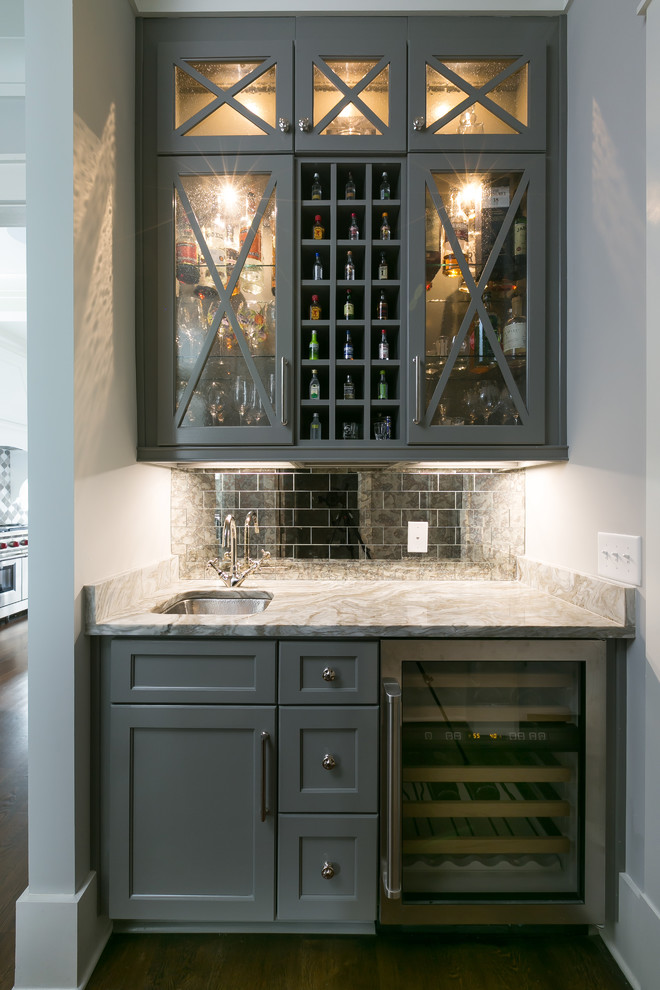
left=155, top=589, right=273, bottom=616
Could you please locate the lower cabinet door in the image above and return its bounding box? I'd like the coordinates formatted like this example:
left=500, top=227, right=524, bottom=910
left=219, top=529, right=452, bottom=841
left=107, top=704, right=276, bottom=921
left=278, top=814, right=378, bottom=922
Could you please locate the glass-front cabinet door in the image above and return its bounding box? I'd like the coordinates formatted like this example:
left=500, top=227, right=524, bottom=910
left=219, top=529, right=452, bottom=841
left=408, top=154, right=545, bottom=445
left=155, top=155, right=294, bottom=447
left=407, top=17, right=547, bottom=152
left=156, top=38, right=294, bottom=154
left=294, top=18, right=407, bottom=153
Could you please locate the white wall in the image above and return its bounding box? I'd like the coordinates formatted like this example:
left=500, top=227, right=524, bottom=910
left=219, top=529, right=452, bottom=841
left=14, top=1, right=171, bottom=988
left=524, top=1, right=654, bottom=987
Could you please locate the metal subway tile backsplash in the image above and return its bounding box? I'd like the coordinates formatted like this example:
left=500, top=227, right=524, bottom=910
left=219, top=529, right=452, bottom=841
left=171, top=466, right=525, bottom=579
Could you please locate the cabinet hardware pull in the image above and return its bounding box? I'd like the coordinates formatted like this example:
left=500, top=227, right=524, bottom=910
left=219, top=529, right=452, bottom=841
left=280, top=357, right=288, bottom=426
left=383, top=678, right=402, bottom=899
left=298, top=117, right=311, bottom=133
left=412, top=356, right=422, bottom=425
left=322, top=667, right=336, bottom=682
left=322, top=754, right=337, bottom=770
left=321, top=861, right=335, bottom=880
left=260, top=730, right=270, bottom=822
left=412, top=115, right=425, bottom=132
left=278, top=117, right=291, bottom=133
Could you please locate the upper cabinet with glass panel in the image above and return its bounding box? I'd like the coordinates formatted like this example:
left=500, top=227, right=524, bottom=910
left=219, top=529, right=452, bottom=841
left=294, top=18, right=407, bottom=152
left=156, top=38, right=294, bottom=153
left=408, top=17, right=547, bottom=152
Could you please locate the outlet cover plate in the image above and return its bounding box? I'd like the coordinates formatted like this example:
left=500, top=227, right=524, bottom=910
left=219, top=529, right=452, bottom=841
left=597, top=532, right=642, bottom=586
left=407, top=521, right=429, bottom=553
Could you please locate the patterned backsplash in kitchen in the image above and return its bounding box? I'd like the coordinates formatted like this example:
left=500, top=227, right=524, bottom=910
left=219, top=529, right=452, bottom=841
left=171, top=466, right=524, bottom=580
left=0, top=447, right=28, bottom=526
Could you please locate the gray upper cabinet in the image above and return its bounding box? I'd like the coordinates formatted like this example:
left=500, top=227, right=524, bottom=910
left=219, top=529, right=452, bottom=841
left=293, top=18, right=407, bottom=154
left=407, top=17, right=550, bottom=153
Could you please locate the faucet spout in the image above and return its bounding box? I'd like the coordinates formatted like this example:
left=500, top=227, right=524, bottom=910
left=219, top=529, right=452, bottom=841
left=207, top=511, right=270, bottom=588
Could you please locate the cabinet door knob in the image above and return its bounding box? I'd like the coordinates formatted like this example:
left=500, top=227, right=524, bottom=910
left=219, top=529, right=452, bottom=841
left=322, top=667, right=336, bottom=682
left=278, top=117, right=291, bottom=133
left=298, top=117, right=311, bottom=133
left=321, top=861, right=335, bottom=880
left=413, top=115, right=425, bottom=132
left=322, top=754, right=337, bottom=770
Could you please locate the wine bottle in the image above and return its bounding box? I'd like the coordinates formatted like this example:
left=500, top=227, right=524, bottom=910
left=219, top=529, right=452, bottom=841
left=378, top=370, right=388, bottom=399
left=310, top=412, right=322, bottom=440
left=309, top=328, right=319, bottom=360
left=344, top=288, right=355, bottom=319
left=344, top=329, right=354, bottom=359
left=378, top=328, right=389, bottom=360
left=378, top=252, right=388, bottom=280
left=349, top=213, right=359, bottom=240
left=377, top=290, right=388, bottom=320
left=502, top=295, right=527, bottom=359
left=380, top=212, right=391, bottom=240
left=380, top=171, right=391, bottom=199
left=309, top=369, right=320, bottom=400
left=311, top=172, right=322, bottom=200
left=345, top=172, right=356, bottom=199
left=312, top=252, right=323, bottom=280
left=345, top=250, right=356, bottom=280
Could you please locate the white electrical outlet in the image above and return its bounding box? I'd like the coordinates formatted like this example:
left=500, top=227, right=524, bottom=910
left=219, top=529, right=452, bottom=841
left=597, top=533, right=642, bottom=586
left=407, top=521, right=429, bottom=553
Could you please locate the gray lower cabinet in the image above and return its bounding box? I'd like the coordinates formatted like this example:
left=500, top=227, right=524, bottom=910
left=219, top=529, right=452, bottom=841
left=101, top=637, right=379, bottom=927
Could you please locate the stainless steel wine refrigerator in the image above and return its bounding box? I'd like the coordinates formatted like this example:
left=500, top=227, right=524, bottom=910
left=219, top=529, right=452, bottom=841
left=380, top=639, right=607, bottom=926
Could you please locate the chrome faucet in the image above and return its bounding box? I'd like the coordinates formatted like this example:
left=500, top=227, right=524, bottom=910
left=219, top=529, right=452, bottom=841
left=207, top=511, right=270, bottom=587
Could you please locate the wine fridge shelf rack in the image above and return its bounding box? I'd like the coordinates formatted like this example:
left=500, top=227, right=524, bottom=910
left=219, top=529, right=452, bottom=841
left=297, top=159, right=407, bottom=446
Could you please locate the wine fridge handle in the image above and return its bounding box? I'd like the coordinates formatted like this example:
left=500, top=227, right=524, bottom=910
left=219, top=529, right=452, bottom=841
left=280, top=357, right=288, bottom=427
left=383, top=678, right=402, bottom=899
left=412, top=355, right=422, bottom=425
left=260, top=730, right=270, bottom=823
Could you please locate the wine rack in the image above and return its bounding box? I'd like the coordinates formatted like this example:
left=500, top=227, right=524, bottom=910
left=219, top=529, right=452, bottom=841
left=297, top=159, right=406, bottom=446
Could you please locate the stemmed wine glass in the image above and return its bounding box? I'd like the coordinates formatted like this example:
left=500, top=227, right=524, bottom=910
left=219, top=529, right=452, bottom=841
left=477, top=381, right=501, bottom=424
left=233, top=376, right=248, bottom=426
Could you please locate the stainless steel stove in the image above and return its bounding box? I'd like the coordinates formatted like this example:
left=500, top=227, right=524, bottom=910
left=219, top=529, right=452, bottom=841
left=0, top=524, right=28, bottom=620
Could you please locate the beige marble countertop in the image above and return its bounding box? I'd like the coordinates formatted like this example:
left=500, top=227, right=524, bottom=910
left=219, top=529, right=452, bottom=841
left=85, top=559, right=635, bottom=639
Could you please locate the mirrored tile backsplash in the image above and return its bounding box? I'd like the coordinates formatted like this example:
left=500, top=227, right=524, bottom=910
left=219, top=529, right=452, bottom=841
left=171, top=466, right=525, bottom=580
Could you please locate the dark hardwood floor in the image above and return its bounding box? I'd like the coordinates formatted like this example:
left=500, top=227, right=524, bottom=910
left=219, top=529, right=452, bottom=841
left=0, top=616, right=633, bottom=990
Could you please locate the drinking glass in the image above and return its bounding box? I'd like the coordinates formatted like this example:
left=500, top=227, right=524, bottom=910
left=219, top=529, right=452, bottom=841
left=233, top=376, right=248, bottom=425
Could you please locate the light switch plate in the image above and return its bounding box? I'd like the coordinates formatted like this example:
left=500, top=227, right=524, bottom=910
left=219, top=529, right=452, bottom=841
left=597, top=532, right=642, bottom=586
left=407, top=521, right=428, bottom=553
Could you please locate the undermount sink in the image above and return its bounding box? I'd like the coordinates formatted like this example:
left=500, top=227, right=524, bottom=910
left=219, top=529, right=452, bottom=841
left=155, top=589, right=273, bottom=616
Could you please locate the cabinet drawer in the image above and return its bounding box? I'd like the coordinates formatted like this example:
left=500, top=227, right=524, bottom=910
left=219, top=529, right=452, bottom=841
left=108, top=639, right=277, bottom=704
left=279, top=706, right=378, bottom=813
left=278, top=814, right=377, bottom=922
left=279, top=641, right=378, bottom=704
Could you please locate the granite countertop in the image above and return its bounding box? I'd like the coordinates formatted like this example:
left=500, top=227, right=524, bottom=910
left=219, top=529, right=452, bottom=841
left=85, top=558, right=635, bottom=640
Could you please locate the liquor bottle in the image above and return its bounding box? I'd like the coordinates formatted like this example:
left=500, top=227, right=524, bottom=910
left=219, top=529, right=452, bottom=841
left=310, top=412, right=322, bottom=440
left=309, top=327, right=319, bottom=360
left=345, top=250, right=356, bottom=280
left=344, top=329, right=354, bottom=359
left=309, top=294, right=322, bottom=320
left=514, top=207, right=527, bottom=278
left=311, top=172, right=322, bottom=200
left=441, top=188, right=469, bottom=278
left=378, top=369, right=388, bottom=399
left=379, top=171, right=391, bottom=200
left=345, top=172, right=356, bottom=199
left=470, top=290, right=499, bottom=367
left=239, top=190, right=261, bottom=260
left=312, top=252, right=323, bottom=280
left=344, top=288, right=355, bottom=319
left=309, top=368, right=321, bottom=400
left=502, top=295, right=527, bottom=359
left=312, top=215, right=325, bottom=239
left=380, top=212, right=391, bottom=240
left=176, top=223, right=200, bottom=284
left=378, top=252, right=388, bottom=280
left=343, top=374, right=356, bottom=399
left=378, top=327, right=389, bottom=359
left=377, top=290, right=388, bottom=320
left=348, top=213, right=359, bottom=240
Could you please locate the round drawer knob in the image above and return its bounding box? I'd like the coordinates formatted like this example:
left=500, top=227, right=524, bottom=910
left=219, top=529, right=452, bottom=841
left=322, top=667, right=336, bottom=682
left=322, top=754, right=337, bottom=771
left=321, top=861, right=335, bottom=880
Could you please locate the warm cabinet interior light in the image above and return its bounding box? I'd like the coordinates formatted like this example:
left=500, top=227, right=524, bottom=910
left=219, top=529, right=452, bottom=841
left=456, top=181, right=483, bottom=220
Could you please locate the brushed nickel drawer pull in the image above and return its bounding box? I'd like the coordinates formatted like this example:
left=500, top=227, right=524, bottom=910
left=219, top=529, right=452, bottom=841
left=260, top=730, right=270, bottom=822
left=322, top=754, right=337, bottom=770
left=322, top=667, right=336, bottom=682
left=321, top=861, right=335, bottom=880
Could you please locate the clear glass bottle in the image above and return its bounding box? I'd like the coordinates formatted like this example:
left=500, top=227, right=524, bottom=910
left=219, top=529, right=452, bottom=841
left=343, top=374, right=356, bottom=399
left=344, top=328, right=354, bottom=359
left=377, top=290, right=388, bottom=320
left=344, top=288, right=355, bottom=319
left=345, top=172, right=356, bottom=199
left=310, top=411, right=322, bottom=440
left=309, top=368, right=321, bottom=400
left=378, top=369, right=388, bottom=399
left=380, top=171, right=391, bottom=200
left=345, top=250, right=356, bottom=280
left=378, top=252, right=388, bottom=280
left=311, top=172, right=322, bottom=200
left=309, top=327, right=319, bottom=360
left=378, top=327, right=389, bottom=360
left=309, top=294, right=321, bottom=320
left=312, top=252, right=323, bottom=280
left=380, top=212, right=391, bottom=240
left=312, top=214, right=325, bottom=239
left=502, top=296, right=527, bottom=359
left=349, top=213, right=360, bottom=240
